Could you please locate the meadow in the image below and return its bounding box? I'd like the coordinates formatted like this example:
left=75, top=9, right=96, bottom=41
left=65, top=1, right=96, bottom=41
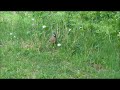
left=0, top=11, right=120, bottom=78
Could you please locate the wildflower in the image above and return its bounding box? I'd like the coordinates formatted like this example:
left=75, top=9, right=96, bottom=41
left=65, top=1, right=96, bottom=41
left=57, top=43, right=61, bottom=47
left=32, top=18, right=35, bottom=21
left=10, top=33, right=13, bottom=35
left=42, top=25, right=46, bottom=29
left=69, top=29, right=71, bottom=32
left=117, top=32, right=120, bottom=37
left=14, top=36, right=16, bottom=38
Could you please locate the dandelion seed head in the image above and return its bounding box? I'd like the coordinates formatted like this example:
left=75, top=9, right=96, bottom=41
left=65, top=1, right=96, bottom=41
left=32, top=18, right=35, bottom=21
left=42, top=25, right=46, bottom=29
left=14, top=36, right=16, bottom=38
left=117, top=32, right=120, bottom=37
left=10, top=33, right=13, bottom=35
left=57, top=43, right=61, bottom=47
left=69, top=29, right=71, bottom=32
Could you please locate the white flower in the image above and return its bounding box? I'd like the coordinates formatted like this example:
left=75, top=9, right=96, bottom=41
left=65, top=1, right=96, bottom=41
left=42, top=25, right=46, bottom=29
left=57, top=43, right=61, bottom=47
left=69, top=29, right=71, bottom=32
left=10, top=33, right=13, bottom=35
left=32, top=18, right=35, bottom=21
left=117, top=32, right=120, bottom=37
left=14, top=36, right=16, bottom=38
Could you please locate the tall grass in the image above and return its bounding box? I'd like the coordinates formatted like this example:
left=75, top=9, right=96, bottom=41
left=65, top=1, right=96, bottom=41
left=0, top=11, right=120, bottom=78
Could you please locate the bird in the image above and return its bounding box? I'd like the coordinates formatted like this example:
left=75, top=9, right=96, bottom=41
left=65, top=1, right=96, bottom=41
left=49, top=32, right=57, bottom=46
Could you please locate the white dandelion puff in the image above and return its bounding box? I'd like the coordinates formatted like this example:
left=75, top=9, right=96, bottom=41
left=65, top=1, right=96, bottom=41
left=32, top=18, right=34, bottom=21
left=10, top=33, right=13, bottom=35
left=69, top=29, right=71, bottom=32
left=57, top=43, right=61, bottom=47
left=42, top=25, right=46, bottom=29
left=14, top=36, right=16, bottom=38
left=117, top=32, right=120, bottom=37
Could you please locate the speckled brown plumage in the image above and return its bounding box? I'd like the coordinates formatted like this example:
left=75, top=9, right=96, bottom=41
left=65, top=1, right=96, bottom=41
left=49, top=32, right=57, bottom=46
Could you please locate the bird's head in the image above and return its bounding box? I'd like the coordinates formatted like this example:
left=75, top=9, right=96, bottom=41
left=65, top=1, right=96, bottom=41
left=53, top=32, right=56, bottom=37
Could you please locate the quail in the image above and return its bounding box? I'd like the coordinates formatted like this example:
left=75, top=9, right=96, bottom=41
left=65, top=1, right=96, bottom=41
left=49, top=32, right=57, bottom=46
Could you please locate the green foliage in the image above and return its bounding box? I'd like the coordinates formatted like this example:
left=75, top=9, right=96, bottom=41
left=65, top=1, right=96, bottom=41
left=0, top=11, right=120, bottom=78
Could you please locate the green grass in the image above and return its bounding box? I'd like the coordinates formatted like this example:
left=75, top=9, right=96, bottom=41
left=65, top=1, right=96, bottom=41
left=0, top=11, right=120, bottom=79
